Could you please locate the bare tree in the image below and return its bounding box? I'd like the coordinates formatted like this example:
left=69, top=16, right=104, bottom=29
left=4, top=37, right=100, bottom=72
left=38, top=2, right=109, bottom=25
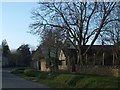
left=98, top=2, right=120, bottom=45
left=96, top=3, right=120, bottom=67
left=40, top=26, right=64, bottom=70
left=29, top=2, right=118, bottom=66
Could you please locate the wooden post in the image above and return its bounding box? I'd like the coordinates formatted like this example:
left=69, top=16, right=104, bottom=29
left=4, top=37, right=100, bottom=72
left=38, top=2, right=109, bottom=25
left=102, top=53, right=104, bottom=66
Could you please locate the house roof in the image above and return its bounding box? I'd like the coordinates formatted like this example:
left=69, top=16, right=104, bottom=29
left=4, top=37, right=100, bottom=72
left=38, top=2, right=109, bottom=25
left=32, top=46, right=44, bottom=60
left=82, top=45, right=115, bottom=55
left=62, top=45, right=115, bottom=57
left=62, top=48, right=77, bottom=58
left=32, top=44, right=57, bottom=60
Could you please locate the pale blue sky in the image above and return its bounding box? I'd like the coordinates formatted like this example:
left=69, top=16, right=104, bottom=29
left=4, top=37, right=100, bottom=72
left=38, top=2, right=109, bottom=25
left=2, top=2, right=40, bottom=50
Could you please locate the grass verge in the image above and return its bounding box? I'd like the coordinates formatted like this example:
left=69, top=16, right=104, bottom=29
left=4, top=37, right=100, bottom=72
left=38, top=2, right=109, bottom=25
left=11, top=68, right=120, bottom=88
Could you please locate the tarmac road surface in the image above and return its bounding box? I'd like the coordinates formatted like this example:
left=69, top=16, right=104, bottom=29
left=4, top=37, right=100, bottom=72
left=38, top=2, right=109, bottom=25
left=2, top=68, right=52, bottom=90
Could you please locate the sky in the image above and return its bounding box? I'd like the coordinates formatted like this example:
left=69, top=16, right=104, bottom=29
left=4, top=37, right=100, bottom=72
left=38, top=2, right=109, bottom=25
left=1, top=2, right=40, bottom=50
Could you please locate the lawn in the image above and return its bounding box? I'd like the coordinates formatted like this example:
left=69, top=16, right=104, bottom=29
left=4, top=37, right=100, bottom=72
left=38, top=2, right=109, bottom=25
left=11, top=68, right=120, bottom=88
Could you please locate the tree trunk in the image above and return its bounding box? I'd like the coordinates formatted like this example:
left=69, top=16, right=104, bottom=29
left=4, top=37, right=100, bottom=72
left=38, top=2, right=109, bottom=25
left=102, top=53, right=105, bottom=66
left=55, top=48, right=58, bottom=71
left=77, top=45, right=83, bottom=66
left=94, top=53, right=96, bottom=65
left=71, top=56, right=76, bottom=72
left=77, top=51, right=83, bottom=66
left=86, top=54, right=88, bottom=65
left=113, top=53, right=115, bottom=66
left=71, top=64, right=76, bottom=72
left=48, top=48, right=51, bottom=58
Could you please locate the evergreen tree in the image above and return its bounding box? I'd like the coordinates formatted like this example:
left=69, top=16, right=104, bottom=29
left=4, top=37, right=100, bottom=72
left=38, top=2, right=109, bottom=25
left=17, top=44, right=32, bottom=67
left=2, top=39, right=11, bottom=67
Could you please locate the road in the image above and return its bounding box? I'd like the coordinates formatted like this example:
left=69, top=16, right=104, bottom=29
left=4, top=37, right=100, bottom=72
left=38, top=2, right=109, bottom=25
left=2, top=68, right=51, bottom=90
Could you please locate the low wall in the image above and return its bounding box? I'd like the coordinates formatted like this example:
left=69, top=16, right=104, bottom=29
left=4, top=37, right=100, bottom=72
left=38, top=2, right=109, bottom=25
left=76, top=65, right=120, bottom=77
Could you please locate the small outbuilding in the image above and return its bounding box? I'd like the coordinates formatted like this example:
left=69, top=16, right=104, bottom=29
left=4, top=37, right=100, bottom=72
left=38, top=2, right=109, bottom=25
left=31, top=46, right=50, bottom=71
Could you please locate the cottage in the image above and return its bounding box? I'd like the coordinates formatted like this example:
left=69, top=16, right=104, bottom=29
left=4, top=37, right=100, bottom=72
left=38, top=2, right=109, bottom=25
left=32, top=40, right=120, bottom=76
left=31, top=46, right=50, bottom=71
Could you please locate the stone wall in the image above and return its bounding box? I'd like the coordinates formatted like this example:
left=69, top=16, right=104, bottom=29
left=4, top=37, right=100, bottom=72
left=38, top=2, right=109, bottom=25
left=76, top=65, right=120, bottom=77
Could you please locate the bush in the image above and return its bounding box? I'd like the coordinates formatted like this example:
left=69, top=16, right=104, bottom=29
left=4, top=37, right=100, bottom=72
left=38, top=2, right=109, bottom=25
left=24, top=68, right=38, bottom=77
left=11, top=68, right=20, bottom=74
left=38, top=72, right=48, bottom=79
left=11, top=67, right=26, bottom=74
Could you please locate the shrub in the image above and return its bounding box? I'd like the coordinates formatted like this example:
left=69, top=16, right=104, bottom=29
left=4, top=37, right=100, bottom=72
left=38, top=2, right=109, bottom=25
left=38, top=72, right=48, bottom=79
left=24, top=68, right=38, bottom=77
left=11, top=68, right=20, bottom=74
left=11, top=67, right=26, bottom=74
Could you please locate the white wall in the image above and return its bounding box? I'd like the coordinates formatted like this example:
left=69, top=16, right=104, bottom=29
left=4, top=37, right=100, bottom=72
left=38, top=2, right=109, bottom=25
left=58, top=50, right=68, bottom=70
